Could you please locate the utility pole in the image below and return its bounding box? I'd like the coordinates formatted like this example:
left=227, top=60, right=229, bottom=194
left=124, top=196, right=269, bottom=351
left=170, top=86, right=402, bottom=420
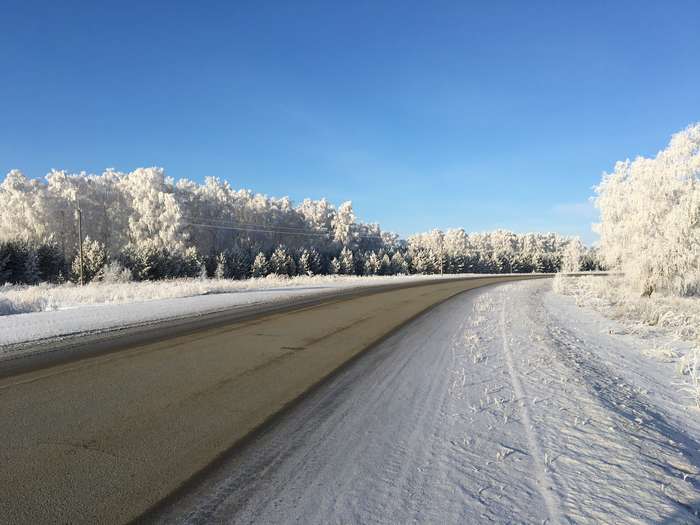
left=77, top=197, right=84, bottom=286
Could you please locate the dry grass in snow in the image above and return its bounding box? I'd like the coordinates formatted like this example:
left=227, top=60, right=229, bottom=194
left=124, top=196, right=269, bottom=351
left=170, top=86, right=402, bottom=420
left=554, top=274, right=700, bottom=407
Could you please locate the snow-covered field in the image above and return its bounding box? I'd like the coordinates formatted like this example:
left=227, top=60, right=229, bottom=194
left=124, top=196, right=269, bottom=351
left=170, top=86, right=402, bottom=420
left=157, top=279, right=700, bottom=524
left=0, top=274, right=476, bottom=349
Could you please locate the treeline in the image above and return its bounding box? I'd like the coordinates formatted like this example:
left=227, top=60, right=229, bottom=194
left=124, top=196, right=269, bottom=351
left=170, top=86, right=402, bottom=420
left=0, top=168, right=600, bottom=285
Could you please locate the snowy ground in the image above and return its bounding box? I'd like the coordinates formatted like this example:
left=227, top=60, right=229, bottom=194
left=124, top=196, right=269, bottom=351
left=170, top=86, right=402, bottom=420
left=155, top=279, right=700, bottom=524
left=0, top=274, right=476, bottom=350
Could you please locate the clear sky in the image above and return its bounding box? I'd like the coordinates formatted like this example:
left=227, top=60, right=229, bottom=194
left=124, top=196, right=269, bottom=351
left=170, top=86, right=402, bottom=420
left=2, top=1, right=699, bottom=243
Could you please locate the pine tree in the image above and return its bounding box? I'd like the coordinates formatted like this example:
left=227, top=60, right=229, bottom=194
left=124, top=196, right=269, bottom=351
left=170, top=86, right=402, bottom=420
left=269, top=246, right=290, bottom=275
left=339, top=247, right=354, bottom=275
left=251, top=252, right=268, bottom=278
left=379, top=253, right=391, bottom=275
left=0, top=242, right=10, bottom=284
left=411, top=249, right=432, bottom=274
left=329, top=257, right=341, bottom=275
left=124, top=240, right=169, bottom=281
left=72, top=237, right=107, bottom=283
left=299, top=249, right=313, bottom=276
left=531, top=252, right=545, bottom=273
left=36, top=241, right=66, bottom=283
left=364, top=251, right=380, bottom=275
left=390, top=251, right=409, bottom=275
left=309, top=247, right=322, bottom=275
left=181, top=246, right=203, bottom=278
left=24, top=247, right=40, bottom=284
left=214, top=252, right=227, bottom=279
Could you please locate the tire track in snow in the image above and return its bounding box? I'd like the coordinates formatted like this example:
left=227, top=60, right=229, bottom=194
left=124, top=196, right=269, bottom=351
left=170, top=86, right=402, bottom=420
left=499, top=292, right=563, bottom=524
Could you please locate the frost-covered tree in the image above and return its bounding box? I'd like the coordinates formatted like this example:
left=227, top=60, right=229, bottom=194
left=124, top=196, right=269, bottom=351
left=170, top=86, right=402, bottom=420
left=391, top=251, right=409, bottom=274
left=214, top=252, right=227, bottom=279
left=379, top=253, right=391, bottom=275
left=120, top=168, right=186, bottom=253
left=338, top=247, right=354, bottom=275
left=0, top=170, right=50, bottom=244
left=561, top=238, right=583, bottom=273
left=364, top=251, right=380, bottom=275
left=333, top=201, right=356, bottom=247
left=595, top=123, right=700, bottom=296
left=269, top=246, right=292, bottom=276
left=298, top=249, right=314, bottom=276
left=72, top=237, right=107, bottom=283
left=251, top=252, right=268, bottom=278
left=411, top=249, right=432, bottom=274
left=329, top=257, right=341, bottom=275
left=308, top=247, right=322, bottom=275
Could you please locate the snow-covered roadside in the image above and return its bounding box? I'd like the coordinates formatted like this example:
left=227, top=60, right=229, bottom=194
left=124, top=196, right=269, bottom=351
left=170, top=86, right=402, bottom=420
left=0, top=274, right=477, bottom=350
left=463, top=281, right=700, bottom=522
left=554, top=274, right=700, bottom=407
left=553, top=274, right=700, bottom=341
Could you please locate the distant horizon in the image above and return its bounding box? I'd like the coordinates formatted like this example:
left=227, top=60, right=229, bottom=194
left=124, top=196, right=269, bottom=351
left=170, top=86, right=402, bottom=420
left=3, top=1, right=700, bottom=245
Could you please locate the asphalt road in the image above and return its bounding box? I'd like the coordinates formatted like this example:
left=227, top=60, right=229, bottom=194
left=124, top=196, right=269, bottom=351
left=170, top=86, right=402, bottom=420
left=0, top=275, right=546, bottom=524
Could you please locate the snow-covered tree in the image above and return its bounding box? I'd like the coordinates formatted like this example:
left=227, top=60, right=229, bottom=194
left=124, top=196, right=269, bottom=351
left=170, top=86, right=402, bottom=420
left=561, top=238, right=583, bottom=273
left=338, top=247, right=354, bottom=275
left=391, top=251, right=409, bottom=274
left=595, top=123, right=700, bottom=296
left=379, top=253, right=391, bottom=275
left=411, top=249, right=432, bottom=274
left=333, top=201, right=356, bottom=247
left=72, top=237, right=107, bottom=283
left=329, top=257, right=341, bottom=275
left=298, top=249, right=314, bottom=276
left=119, top=167, right=186, bottom=253
left=251, top=252, right=268, bottom=278
left=364, top=251, right=380, bottom=275
left=214, top=252, right=227, bottom=279
left=269, top=246, right=292, bottom=276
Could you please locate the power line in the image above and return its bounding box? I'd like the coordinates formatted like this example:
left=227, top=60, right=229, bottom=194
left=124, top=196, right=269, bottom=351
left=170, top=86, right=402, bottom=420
left=182, top=221, right=382, bottom=240
left=180, top=216, right=329, bottom=234
left=181, top=221, right=332, bottom=238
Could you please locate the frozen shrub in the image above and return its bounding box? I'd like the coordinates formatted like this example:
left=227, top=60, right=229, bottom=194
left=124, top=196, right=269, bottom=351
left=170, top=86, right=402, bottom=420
left=678, top=349, right=700, bottom=408
left=100, top=261, right=133, bottom=283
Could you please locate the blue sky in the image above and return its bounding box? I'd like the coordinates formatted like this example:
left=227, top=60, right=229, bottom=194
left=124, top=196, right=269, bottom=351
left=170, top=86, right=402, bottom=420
left=2, top=1, right=699, bottom=243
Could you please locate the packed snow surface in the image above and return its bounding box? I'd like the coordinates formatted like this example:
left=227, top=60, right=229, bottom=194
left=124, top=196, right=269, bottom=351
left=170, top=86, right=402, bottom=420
left=156, top=279, right=700, bottom=524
